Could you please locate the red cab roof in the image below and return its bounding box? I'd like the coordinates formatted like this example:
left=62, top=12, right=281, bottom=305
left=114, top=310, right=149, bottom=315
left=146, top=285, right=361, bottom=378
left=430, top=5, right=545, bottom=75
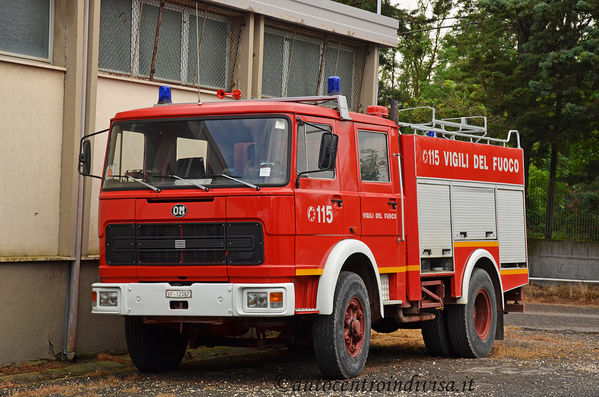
left=112, top=99, right=397, bottom=127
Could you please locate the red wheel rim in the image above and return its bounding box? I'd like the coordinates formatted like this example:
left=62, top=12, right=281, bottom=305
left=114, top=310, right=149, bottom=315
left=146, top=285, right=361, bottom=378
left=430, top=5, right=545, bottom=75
left=473, top=289, right=492, bottom=340
left=344, top=297, right=365, bottom=357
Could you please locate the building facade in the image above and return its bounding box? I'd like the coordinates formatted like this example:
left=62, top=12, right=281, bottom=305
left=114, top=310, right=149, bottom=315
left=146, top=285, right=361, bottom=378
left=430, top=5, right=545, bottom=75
left=0, top=0, right=397, bottom=364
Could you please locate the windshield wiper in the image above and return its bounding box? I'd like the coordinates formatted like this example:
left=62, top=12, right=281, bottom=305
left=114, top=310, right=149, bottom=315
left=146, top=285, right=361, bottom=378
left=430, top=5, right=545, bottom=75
left=124, top=175, right=161, bottom=192
left=169, top=174, right=210, bottom=191
left=216, top=173, right=260, bottom=191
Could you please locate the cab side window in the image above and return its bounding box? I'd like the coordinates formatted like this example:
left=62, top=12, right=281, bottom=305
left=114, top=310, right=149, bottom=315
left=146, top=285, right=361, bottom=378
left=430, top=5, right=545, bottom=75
left=297, top=123, right=334, bottom=179
left=358, top=130, right=389, bottom=182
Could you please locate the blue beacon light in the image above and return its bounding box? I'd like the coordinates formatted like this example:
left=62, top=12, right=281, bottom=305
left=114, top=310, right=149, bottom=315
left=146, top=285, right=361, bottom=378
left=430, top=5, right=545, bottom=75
left=327, top=76, right=341, bottom=95
left=158, top=85, right=172, bottom=104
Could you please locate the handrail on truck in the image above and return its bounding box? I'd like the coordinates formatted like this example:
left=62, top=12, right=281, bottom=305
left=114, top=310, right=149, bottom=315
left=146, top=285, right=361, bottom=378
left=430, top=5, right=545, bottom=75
left=396, top=106, right=520, bottom=148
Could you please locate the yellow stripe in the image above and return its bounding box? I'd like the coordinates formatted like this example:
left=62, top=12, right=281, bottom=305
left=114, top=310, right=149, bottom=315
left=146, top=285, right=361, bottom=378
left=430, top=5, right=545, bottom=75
left=379, top=266, right=405, bottom=273
left=454, top=241, right=499, bottom=248
left=378, top=265, right=420, bottom=274
left=298, top=264, right=423, bottom=276
left=500, top=268, right=529, bottom=275
left=295, top=268, right=324, bottom=276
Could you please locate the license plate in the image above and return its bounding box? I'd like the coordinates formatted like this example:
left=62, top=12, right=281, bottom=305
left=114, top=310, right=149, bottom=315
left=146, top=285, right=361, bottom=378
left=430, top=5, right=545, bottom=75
left=166, top=290, right=192, bottom=299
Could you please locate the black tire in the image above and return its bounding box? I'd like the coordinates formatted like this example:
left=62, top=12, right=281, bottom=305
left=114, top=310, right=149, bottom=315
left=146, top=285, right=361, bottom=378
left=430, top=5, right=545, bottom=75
left=313, top=271, right=371, bottom=379
left=125, top=317, right=188, bottom=372
left=372, top=318, right=400, bottom=334
left=446, top=269, right=497, bottom=358
left=421, top=309, right=454, bottom=357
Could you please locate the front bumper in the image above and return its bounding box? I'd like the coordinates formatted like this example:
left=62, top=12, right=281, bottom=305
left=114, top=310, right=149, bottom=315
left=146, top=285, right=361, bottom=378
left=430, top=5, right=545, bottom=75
left=91, top=282, right=295, bottom=317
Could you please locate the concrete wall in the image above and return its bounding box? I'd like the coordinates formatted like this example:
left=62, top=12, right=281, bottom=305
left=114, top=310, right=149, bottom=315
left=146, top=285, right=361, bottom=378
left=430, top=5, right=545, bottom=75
left=0, top=60, right=65, bottom=256
left=0, top=260, right=125, bottom=364
left=528, top=239, right=599, bottom=281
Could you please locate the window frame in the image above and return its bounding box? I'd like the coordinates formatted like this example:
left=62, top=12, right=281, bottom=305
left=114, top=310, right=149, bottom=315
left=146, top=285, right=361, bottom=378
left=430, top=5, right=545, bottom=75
left=0, top=0, right=54, bottom=62
left=357, top=129, right=391, bottom=184
left=296, top=121, right=336, bottom=180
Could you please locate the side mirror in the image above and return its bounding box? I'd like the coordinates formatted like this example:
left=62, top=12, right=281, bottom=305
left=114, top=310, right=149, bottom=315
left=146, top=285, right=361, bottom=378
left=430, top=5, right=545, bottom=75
left=317, top=133, right=339, bottom=170
left=78, top=128, right=108, bottom=179
left=79, top=139, right=92, bottom=176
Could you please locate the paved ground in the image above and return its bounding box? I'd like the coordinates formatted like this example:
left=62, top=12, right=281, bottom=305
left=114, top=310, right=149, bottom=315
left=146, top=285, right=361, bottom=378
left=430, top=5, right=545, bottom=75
left=2, top=303, right=598, bottom=396
left=507, top=303, right=599, bottom=333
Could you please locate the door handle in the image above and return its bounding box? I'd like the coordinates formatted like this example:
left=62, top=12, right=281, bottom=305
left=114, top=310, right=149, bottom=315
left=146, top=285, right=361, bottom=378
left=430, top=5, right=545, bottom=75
left=387, top=200, right=397, bottom=209
left=331, top=198, right=343, bottom=207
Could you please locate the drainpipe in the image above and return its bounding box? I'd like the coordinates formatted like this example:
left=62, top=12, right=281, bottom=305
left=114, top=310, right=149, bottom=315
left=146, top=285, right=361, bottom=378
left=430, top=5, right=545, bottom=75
left=63, top=0, right=90, bottom=361
left=375, top=0, right=381, bottom=102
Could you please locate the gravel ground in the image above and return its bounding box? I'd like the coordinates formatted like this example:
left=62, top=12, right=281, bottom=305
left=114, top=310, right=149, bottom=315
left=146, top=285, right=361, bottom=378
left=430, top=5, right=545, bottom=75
left=2, top=304, right=598, bottom=397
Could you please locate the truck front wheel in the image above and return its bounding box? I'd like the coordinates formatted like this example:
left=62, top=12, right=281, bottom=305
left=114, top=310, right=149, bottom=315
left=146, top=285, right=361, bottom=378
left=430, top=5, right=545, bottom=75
left=313, top=271, right=371, bottom=379
left=125, top=317, right=188, bottom=372
left=446, top=268, right=497, bottom=357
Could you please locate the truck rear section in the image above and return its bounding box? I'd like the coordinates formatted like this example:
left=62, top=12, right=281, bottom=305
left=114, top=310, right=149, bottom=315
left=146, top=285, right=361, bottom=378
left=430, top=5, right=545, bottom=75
left=82, top=90, right=527, bottom=379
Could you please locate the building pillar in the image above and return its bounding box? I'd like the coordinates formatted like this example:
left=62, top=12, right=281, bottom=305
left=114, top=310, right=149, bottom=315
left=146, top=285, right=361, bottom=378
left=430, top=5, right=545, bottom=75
left=81, top=0, right=101, bottom=256
left=57, top=0, right=85, bottom=257
left=235, top=12, right=254, bottom=99
left=251, top=15, right=265, bottom=99
left=360, top=43, right=379, bottom=109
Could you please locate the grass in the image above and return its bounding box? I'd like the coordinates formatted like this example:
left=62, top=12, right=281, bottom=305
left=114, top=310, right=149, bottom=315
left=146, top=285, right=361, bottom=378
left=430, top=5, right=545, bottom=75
left=0, top=353, right=132, bottom=377
left=371, top=329, right=427, bottom=356
left=491, top=327, right=599, bottom=361
left=371, top=326, right=598, bottom=362
left=524, top=283, right=599, bottom=306
left=0, top=360, right=64, bottom=376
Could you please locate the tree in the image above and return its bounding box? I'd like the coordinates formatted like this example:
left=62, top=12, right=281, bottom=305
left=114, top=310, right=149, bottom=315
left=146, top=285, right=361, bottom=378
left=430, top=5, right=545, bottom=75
left=445, top=0, right=599, bottom=238
left=378, top=0, right=454, bottom=106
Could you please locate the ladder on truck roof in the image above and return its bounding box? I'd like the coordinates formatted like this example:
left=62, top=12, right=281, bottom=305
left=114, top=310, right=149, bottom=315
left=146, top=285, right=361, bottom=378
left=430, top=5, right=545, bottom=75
left=396, top=106, right=520, bottom=148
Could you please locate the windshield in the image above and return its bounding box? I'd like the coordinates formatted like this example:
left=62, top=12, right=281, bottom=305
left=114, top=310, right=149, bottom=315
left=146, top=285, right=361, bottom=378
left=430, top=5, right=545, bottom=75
left=102, top=116, right=290, bottom=191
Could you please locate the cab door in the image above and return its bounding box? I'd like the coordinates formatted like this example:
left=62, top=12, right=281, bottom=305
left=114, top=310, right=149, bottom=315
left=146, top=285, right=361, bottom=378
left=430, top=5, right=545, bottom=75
left=355, top=125, right=401, bottom=270
left=294, top=116, right=344, bottom=273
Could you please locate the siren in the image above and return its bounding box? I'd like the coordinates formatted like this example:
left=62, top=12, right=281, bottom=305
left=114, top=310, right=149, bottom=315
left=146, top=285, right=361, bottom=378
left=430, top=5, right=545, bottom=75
left=327, top=76, right=341, bottom=95
left=157, top=85, right=172, bottom=104
left=216, top=89, right=242, bottom=100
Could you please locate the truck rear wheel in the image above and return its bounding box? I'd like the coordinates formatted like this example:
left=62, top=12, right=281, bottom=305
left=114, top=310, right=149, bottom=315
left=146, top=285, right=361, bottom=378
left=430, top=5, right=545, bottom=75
left=313, top=271, right=371, bottom=379
left=446, top=268, right=497, bottom=358
left=421, top=310, right=454, bottom=357
left=125, top=317, right=188, bottom=372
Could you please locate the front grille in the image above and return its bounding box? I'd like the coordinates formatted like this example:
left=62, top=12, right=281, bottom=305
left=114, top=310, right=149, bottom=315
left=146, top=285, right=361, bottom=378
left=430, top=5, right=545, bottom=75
left=105, top=222, right=263, bottom=266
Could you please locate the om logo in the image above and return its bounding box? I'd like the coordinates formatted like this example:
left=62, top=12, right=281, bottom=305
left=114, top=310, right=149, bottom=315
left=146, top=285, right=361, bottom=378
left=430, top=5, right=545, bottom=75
left=171, top=204, right=188, bottom=218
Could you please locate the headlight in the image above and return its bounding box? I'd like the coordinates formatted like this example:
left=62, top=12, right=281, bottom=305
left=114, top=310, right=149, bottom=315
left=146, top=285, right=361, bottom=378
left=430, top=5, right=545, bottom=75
left=247, top=292, right=267, bottom=308
left=99, top=291, right=119, bottom=307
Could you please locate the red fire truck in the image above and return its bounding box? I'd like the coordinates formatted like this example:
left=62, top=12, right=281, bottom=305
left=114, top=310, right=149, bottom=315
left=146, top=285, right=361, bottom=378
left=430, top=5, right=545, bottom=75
left=79, top=85, right=527, bottom=379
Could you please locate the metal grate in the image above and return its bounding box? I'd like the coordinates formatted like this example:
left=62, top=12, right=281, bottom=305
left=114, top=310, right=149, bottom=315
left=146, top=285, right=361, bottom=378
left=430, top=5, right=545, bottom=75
left=99, top=0, right=242, bottom=90
left=105, top=222, right=264, bottom=265
left=527, top=180, right=599, bottom=241
left=262, top=23, right=368, bottom=112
